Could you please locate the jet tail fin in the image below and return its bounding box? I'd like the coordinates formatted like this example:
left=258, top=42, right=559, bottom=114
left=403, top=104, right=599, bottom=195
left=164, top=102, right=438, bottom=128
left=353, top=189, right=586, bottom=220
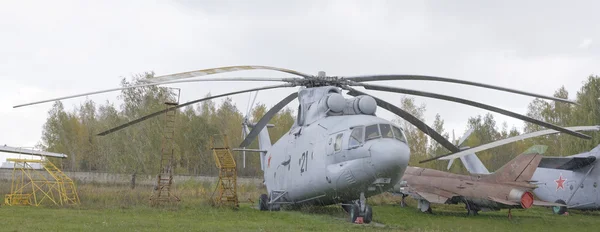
left=459, top=154, right=490, bottom=174
left=489, top=146, right=546, bottom=182
left=447, top=129, right=483, bottom=172
left=448, top=153, right=491, bottom=174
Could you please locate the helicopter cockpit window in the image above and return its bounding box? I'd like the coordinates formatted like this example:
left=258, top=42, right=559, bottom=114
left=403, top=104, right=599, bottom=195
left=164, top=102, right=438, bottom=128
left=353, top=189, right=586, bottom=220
left=380, top=124, right=393, bottom=138
left=349, top=127, right=364, bottom=148
left=365, top=124, right=380, bottom=141
left=334, top=133, right=343, bottom=152
left=391, top=126, right=406, bottom=143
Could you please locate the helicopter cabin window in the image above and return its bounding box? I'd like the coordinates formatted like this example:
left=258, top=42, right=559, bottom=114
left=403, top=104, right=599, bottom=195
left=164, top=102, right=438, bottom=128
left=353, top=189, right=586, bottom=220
left=365, top=124, right=380, bottom=141
left=334, top=133, right=343, bottom=152
left=391, top=126, right=407, bottom=143
left=349, top=127, right=364, bottom=148
left=380, top=124, right=393, bottom=138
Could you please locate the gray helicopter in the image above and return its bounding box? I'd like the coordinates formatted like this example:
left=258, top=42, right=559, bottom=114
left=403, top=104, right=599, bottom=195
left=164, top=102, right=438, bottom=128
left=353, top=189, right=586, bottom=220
left=439, top=125, right=600, bottom=215
left=13, top=65, right=591, bottom=223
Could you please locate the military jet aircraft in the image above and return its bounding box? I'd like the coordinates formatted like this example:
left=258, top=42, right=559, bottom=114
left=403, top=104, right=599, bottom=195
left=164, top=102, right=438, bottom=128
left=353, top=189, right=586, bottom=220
left=392, top=145, right=562, bottom=218
left=13, top=65, right=589, bottom=223
left=441, top=125, right=600, bottom=215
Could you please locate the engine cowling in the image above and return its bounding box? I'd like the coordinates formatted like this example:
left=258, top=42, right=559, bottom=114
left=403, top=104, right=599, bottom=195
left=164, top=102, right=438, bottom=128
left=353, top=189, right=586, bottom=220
left=508, top=189, right=534, bottom=209
left=326, top=93, right=345, bottom=113
left=346, top=95, right=377, bottom=115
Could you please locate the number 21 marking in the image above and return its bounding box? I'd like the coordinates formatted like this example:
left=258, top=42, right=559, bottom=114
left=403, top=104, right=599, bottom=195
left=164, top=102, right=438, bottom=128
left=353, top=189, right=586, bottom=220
left=300, top=151, right=309, bottom=174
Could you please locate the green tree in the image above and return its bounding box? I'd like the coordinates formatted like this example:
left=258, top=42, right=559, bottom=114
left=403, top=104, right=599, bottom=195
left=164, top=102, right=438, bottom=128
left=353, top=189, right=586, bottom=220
left=427, top=114, right=450, bottom=170
left=392, top=96, right=428, bottom=166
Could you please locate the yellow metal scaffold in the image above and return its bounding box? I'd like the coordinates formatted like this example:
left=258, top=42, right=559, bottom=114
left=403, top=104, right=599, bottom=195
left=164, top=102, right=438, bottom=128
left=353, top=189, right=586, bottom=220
left=210, top=134, right=239, bottom=207
left=4, top=158, right=79, bottom=206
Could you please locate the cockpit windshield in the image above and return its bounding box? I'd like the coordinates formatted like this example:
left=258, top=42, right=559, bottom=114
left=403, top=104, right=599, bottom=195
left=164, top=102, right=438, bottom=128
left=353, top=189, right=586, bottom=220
left=380, top=124, right=393, bottom=138
left=349, top=127, right=364, bottom=148
left=351, top=124, right=407, bottom=146
left=391, top=126, right=406, bottom=143
left=365, top=124, right=380, bottom=141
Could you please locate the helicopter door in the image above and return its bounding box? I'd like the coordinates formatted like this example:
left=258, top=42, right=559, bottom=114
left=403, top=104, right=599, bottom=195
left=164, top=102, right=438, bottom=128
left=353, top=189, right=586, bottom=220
left=275, top=154, right=291, bottom=190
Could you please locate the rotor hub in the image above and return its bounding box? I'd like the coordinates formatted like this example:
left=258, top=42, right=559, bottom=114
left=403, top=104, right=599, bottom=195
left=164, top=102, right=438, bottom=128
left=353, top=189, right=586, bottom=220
left=299, top=71, right=348, bottom=88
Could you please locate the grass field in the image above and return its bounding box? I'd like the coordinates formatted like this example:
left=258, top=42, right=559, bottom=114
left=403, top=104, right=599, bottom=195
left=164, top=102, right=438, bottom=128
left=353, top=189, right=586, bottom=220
left=1, top=180, right=600, bottom=231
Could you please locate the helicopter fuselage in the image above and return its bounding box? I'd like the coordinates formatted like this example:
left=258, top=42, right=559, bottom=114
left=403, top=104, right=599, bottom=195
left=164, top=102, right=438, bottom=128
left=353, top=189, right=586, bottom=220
left=263, top=114, right=410, bottom=206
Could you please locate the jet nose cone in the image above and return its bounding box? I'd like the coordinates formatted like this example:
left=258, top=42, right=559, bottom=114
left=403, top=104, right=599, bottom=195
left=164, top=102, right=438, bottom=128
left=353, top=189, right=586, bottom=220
left=369, top=139, right=410, bottom=176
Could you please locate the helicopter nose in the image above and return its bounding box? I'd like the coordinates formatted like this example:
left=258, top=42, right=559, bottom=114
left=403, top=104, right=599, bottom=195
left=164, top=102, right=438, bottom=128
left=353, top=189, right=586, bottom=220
left=368, top=139, right=410, bottom=177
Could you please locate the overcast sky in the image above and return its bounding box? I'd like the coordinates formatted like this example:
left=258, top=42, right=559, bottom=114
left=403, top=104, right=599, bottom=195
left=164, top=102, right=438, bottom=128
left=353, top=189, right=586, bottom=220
left=1, top=0, right=599, bottom=162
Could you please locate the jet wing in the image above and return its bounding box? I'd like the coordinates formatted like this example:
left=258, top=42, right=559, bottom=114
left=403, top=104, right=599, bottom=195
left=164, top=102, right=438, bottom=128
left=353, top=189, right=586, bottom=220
left=416, top=191, right=449, bottom=204
left=538, top=156, right=596, bottom=170
left=487, top=198, right=565, bottom=207
left=488, top=197, right=519, bottom=206
left=533, top=200, right=566, bottom=207
left=408, top=185, right=456, bottom=204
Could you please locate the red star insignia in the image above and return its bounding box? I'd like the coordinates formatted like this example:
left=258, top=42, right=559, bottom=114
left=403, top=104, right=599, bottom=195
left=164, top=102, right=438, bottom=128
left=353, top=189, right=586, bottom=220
left=267, top=155, right=272, bottom=168
left=555, top=174, right=566, bottom=191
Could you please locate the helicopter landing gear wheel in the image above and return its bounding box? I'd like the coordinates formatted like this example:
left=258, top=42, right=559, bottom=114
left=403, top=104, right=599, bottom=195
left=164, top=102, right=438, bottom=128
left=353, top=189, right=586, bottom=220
left=259, top=194, right=268, bottom=211
left=348, top=203, right=373, bottom=224
left=552, top=199, right=568, bottom=215
left=265, top=191, right=282, bottom=211
left=363, top=205, right=373, bottom=224
left=349, top=204, right=360, bottom=223
left=351, top=192, right=373, bottom=224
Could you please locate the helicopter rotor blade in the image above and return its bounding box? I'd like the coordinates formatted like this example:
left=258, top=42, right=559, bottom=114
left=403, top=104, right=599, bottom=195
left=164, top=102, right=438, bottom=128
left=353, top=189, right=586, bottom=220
left=143, top=65, right=311, bottom=83
left=14, top=77, right=296, bottom=108
left=345, top=87, right=460, bottom=153
left=422, top=125, right=600, bottom=163
left=345, top=75, right=577, bottom=105
left=239, top=92, right=298, bottom=148
left=97, top=83, right=295, bottom=136
left=357, top=83, right=591, bottom=140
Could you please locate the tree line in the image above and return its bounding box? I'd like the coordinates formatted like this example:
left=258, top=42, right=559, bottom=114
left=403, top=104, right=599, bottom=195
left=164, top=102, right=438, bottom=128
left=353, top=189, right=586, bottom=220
left=39, top=73, right=600, bottom=176
left=401, top=75, right=600, bottom=173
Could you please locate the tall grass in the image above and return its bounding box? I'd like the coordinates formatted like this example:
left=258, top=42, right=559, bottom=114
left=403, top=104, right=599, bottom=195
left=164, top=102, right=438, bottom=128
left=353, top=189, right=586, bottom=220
left=0, top=178, right=266, bottom=210
left=75, top=179, right=265, bottom=209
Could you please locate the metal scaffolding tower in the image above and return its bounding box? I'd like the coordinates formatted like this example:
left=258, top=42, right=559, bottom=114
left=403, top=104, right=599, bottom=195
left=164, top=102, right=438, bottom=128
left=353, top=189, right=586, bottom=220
left=4, top=158, right=79, bottom=206
left=210, top=134, right=239, bottom=207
